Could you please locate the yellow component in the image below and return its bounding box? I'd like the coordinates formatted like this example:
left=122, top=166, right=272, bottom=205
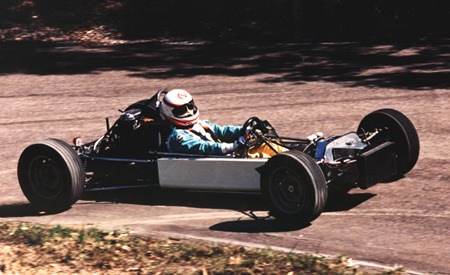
left=247, top=141, right=288, bottom=158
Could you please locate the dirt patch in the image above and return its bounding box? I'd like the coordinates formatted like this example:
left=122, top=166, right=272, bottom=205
left=1, top=222, right=386, bottom=274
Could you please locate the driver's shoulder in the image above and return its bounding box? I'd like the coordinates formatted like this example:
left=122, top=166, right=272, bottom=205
left=169, top=126, right=195, bottom=138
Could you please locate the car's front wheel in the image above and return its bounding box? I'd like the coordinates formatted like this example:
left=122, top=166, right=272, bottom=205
left=357, top=108, right=419, bottom=175
left=260, top=151, right=327, bottom=224
left=17, top=139, right=85, bottom=213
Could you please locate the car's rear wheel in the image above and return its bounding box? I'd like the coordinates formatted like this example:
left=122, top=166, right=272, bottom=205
left=357, top=108, right=419, bottom=175
left=260, top=151, right=327, bottom=224
left=17, top=139, right=85, bottom=213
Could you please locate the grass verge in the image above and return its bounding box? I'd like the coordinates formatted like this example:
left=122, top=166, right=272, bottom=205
left=0, top=222, right=405, bottom=274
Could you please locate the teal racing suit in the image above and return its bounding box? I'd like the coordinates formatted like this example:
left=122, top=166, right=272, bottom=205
left=166, top=120, right=242, bottom=155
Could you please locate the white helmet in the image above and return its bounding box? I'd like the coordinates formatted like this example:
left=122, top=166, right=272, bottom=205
left=160, top=89, right=199, bottom=127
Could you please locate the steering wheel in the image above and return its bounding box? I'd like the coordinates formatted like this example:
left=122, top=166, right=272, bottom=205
left=234, top=117, right=265, bottom=158
left=241, top=116, right=260, bottom=132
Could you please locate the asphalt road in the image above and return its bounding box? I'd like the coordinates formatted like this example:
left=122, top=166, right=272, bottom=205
left=0, top=41, right=449, bottom=274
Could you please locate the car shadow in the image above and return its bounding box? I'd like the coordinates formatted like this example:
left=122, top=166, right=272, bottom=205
left=0, top=189, right=375, bottom=233
left=81, top=187, right=376, bottom=233
left=209, top=192, right=376, bottom=233
left=0, top=203, right=43, bottom=218
left=209, top=218, right=311, bottom=233
left=82, top=188, right=312, bottom=232
left=81, top=187, right=268, bottom=213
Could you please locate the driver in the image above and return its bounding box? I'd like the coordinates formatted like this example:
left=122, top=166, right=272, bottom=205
left=160, top=89, right=243, bottom=155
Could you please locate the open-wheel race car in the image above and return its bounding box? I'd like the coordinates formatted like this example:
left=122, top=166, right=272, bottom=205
left=17, top=90, right=420, bottom=224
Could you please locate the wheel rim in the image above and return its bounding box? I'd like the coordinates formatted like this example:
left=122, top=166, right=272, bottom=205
left=269, top=166, right=306, bottom=215
left=27, top=155, right=65, bottom=200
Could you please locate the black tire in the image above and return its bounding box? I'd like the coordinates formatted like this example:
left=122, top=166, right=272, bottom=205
left=17, top=139, right=85, bottom=212
left=260, top=151, right=328, bottom=223
left=357, top=109, right=419, bottom=175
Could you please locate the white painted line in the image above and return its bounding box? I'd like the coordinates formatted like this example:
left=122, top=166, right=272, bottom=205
left=68, top=207, right=433, bottom=274
left=102, top=210, right=433, bottom=274
left=90, top=208, right=449, bottom=227
left=323, top=209, right=450, bottom=218
left=147, top=230, right=428, bottom=275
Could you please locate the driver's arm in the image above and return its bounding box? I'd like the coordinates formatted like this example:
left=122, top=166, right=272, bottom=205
left=202, top=121, right=242, bottom=142
left=167, top=129, right=236, bottom=155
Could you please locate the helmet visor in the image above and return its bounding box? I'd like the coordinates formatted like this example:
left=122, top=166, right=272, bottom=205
left=172, top=100, right=198, bottom=118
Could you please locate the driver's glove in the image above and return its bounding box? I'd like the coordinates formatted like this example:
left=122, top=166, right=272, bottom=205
left=237, top=135, right=247, bottom=145
left=221, top=136, right=246, bottom=154
left=221, top=142, right=238, bottom=154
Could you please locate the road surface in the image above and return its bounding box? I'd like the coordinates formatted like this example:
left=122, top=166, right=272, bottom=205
left=0, top=41, right=448, bottom=273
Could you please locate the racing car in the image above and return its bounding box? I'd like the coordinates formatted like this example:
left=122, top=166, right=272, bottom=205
left=17, top=90, right=420, bottom=224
